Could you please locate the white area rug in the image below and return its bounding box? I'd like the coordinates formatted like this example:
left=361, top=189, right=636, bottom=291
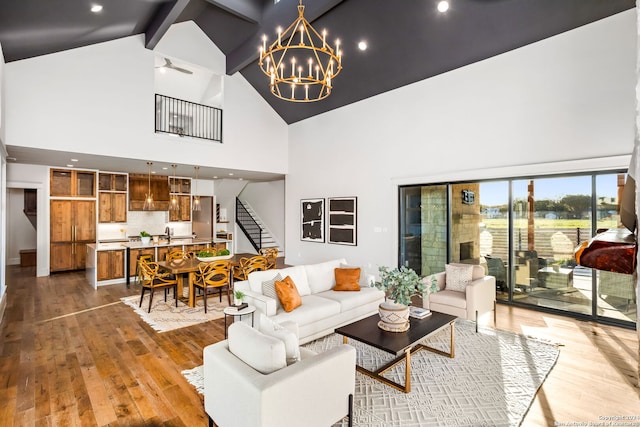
left=121, top=291, right=228, bottom=332
left=183, top=320, right=559, bottom=426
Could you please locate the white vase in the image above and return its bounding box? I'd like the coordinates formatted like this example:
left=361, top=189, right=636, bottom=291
left=378, top=300, right=410, bottom=332
left=234, top=297, right=243, bottom=306
left=141, top=236, right=151, bottom=246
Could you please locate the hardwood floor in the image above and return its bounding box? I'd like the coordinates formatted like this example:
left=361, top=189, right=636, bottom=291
left=1, top=264, right=638, bottom=426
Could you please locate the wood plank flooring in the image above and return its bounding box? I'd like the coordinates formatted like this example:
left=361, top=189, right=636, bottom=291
left=1, top=264, right=638, bottom=426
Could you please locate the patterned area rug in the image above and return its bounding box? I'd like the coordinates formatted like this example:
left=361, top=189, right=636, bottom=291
left=183, top=320, right=559, bottom=426
left=121, top=291, right=228, bottom=332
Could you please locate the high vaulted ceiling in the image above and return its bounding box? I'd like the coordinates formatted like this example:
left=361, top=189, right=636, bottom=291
left=0, top=0, right=635, bottom=126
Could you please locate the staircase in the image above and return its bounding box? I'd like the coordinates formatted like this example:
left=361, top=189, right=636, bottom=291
left=235, top=198, right=283, bottom=254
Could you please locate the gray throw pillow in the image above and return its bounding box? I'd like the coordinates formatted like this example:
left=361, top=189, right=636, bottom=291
left=445, top=264, right=473, bottom=292
left=262, top=273, right=284, bottom=311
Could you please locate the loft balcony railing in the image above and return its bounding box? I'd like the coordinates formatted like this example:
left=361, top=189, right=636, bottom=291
left=155, top=94, right=222, bottom=142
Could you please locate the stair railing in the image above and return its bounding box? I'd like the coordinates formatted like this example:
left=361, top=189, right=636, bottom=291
left=236, top=198, right=262, bottom=252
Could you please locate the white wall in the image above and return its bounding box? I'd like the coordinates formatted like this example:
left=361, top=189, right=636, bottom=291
left=285, top=10, right=637, bottom=276
left=7, top=189, right=37, bottom=264
left=5, top=23, right=288, bottom=175
left=0, top=42, right=6, bottom=309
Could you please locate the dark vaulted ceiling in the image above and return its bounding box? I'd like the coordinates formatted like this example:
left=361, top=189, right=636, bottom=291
left=0, top=0, right=635, bottom=124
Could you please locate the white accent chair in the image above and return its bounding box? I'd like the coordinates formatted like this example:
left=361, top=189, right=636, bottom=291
left=203, top=322, right=356, bottom=427
left=424, top=263, right=496, bottom=332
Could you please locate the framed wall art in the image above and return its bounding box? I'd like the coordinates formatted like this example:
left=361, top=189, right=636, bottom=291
left=327, top=197, right=357, bottom=245
left=301, top=198, right=325, bottom=242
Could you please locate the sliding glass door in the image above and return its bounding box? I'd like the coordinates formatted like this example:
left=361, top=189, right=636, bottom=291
left=398, top=171, right=636, bottom=328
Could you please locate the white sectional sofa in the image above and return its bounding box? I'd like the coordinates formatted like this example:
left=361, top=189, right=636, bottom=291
left=234, top=258, right=385, bottom=344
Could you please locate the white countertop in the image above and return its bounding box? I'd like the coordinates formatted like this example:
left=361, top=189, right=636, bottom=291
left=88, top=238, right=230, bottom=251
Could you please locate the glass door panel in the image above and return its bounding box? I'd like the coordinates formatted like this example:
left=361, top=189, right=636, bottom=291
left=595, top=173, right=636, bottom=324
left=511, top=176, right=592, bottom=314
left=479, top=181, right=509, bottom=301
left=399, top=185, right=447, bottom=276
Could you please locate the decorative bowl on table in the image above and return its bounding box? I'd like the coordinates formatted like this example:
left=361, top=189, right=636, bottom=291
left=169, top=258, right=186, bottom=266
left=196, top=256, right=217, bottom=262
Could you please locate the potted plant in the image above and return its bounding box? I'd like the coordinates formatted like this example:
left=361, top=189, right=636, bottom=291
left=375, top=266, right=426, bottom=332
left=234, top=290, right=245, bottom=306
left=140, top=231, right=152, bottom=246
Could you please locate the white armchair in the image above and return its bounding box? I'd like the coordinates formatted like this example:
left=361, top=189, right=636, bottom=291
left=424, top=263, right=496, bottom=332
left=203, top=322, right=356, bottom=427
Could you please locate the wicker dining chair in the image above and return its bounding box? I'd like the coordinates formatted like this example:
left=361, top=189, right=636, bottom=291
left=193, top=260, right=232, bottom=312
left=258, top=247, right=279, bottom=270
left=135, top=254, right=154, bottom=285
left=138, top=260, right=179, bottom=313
left=232, top=255, right=268, bottom=282
left=166, top=249, right=187, bottom=261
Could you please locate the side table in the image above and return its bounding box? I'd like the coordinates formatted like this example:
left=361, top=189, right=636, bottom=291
left=223, top=305, right=256, bottom=338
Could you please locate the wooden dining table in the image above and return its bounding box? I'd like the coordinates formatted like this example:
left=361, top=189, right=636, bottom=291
left=157, top=258, right=238, bottom=308
left=156, top=259, right=203, bottom=307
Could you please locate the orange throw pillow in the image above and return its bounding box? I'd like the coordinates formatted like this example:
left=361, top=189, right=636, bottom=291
left=275, top=276, right=302, bottom=312
left=334, top=267, right=361, bottom=291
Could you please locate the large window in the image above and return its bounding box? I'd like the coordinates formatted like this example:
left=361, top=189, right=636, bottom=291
left=399, top=171, right=636, bottom=328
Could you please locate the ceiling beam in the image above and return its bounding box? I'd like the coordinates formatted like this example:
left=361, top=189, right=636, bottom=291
left=203, top=0, right=262, bottom=24
left=225, top=0, right=345, bottom=75
left=145, top=0, right=192, bottom=50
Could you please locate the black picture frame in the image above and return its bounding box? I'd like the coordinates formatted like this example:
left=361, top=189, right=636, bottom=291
left=301, top=198, right=325, bottom=242
left=327, top=197, right=357, bottom=245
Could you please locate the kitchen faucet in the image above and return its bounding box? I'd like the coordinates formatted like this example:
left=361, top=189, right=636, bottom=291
left=165, top=226, right=171, bottom=242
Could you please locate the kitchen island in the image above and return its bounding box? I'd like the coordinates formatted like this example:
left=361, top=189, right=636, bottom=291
left=86, top=238, right=232, bottom=288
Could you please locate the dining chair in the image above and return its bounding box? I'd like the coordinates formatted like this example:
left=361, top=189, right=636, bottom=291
left=138, top=260, right=179, bottom=313
left=135, top=254, right=154, bottom=285
left=194, top=260, right=232, bottom=312
left=259, top=247, right=279, bottom=270
left=166, top=249, right=187, bottom=261
left=232, top=255, right=268, bottom=282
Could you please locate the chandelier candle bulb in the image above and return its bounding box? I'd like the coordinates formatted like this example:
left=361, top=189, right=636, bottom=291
left=305, top=84, right=309, bottom=99
left=291, top=57, right=296, bottom=76
left=316, top=65, right=319, bottom=80
left=299, top=25, right=304, bottom=44
left=322, top=30, right=326, bottom=48
left=277, top=27, right=282, bottom=46
left=291, top=84, right=295, bottom=99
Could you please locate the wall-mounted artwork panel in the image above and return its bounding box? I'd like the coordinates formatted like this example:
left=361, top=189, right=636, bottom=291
left=301, top=198, right=324, bottom=242
left=328, top=197, right=357, bottom=245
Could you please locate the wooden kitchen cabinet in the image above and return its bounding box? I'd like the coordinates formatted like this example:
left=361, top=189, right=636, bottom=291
left=99, top=192, right=127, bottom=222
left=129, top=174, right=170, bottom=211
left=169, top=195, right=191, bottom=222
left=97, top=249, right=125, bottom=281
left=51, top=169, right=96, bottom=197
left=50, top=200, right=96, bottom=272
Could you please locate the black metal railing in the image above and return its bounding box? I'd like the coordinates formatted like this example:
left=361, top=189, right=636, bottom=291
left=236, top=198, right=262, bottom=252
left=155, top=94, right=222, bottom=142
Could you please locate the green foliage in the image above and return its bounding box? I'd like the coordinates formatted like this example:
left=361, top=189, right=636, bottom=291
left=198, top=250, right=215, bottom=257
left=375, top=266, right=426, bottom=306
left=140, top=231, right=151, bottom=237
left=234, top=290, right=245, bottom=300
left=217, top=249, right=230, bottom=256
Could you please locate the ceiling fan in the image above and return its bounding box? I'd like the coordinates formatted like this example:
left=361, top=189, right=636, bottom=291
left=156, top=58, right=193, bottom=74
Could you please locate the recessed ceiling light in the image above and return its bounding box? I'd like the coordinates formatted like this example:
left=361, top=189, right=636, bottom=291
left=162, top=167, right=168, bottom=170
left=213, top=176, right=218, bottom=179
left=358, top=41, right=367, bottom=51
left=151, top=171, right=156, bottom=174
left=228, top=173, right=234, bottom=176
left=239, top=178, right=243, bottom=181
left=66, top=164, right=74, bottom=168
left=70, top=158, right=78, bottom=162
left=437, top=1, right=449, bottom=13
left=91, top=4, right=103, bottom=13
